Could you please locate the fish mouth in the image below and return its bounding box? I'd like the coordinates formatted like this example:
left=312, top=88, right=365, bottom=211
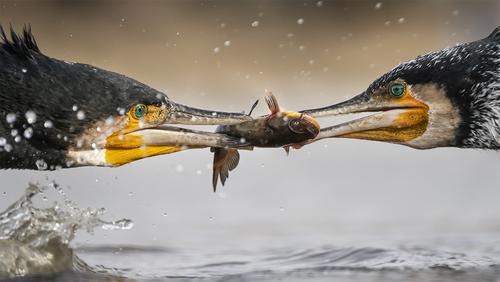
left=286, top=113, right=321, bottom=138
left=167, top=102, right=253, bottom=125
left=302, top=114, right=321, bottom=137
left=301, top=92, right=429, bottom=143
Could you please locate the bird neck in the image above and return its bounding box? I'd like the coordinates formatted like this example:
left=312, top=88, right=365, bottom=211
left=458, top=54, right=500, bottom=149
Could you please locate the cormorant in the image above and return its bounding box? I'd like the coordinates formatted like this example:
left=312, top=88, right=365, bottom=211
left=0, top=25, right=251, bottom=170
left=302, top=26, right=500, bottom=149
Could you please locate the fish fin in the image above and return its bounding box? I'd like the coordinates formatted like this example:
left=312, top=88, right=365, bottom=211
left=265, top=91, right=281, bottom=114
left=211, top=148, right=240, bottom=192
left=248, top=99, right=259, bottom=116
left=284, top=146, right=290, bottom=156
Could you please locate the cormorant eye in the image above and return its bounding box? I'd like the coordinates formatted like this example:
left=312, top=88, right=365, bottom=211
left=133, top=104, right=147, bottom=119
left=389, top=82, right=405, bottom=97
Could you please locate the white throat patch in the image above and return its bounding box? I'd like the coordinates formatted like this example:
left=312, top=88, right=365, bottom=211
left=405, top=83, right=461, bottom=149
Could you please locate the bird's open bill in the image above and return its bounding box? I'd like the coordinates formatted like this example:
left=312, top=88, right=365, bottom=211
left=301, top=80, right=429, bottom=145
left=68, top=102, right=253, bottom=167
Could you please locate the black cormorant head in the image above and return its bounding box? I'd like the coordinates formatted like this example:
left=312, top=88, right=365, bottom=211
left=0, top=25, right=251, bottom=169
left=302, top=26, right=500, bottom=150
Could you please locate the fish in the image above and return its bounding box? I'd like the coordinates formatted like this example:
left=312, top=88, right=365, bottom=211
left=211, top=92, right=320, bottom=191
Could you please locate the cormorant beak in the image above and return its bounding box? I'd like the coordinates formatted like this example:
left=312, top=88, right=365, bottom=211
left=167, top=102, right=252, bottom=125
left=103, top=124, right=248, bottom=167
left=301, top=88, right=429, bottom=143
left=96, top=100, right=253, bottom=166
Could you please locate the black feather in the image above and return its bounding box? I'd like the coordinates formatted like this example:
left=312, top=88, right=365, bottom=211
left=487, top=26, right=500, bottom=42
left=0, top=24, right=40, bottom=60
left=364, top=26, right=500, bottom=148
left=0, top=24, right=168, bottom=169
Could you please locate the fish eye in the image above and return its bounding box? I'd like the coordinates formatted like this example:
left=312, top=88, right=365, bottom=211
left=389, top=82, right=406, bottom=97
left=133, top=104, right=147, bottom=119
left=289, top=119, right=305, bottom=133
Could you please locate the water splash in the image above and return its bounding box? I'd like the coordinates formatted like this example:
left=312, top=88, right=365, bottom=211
left=0, top=182, right=133, bottom=279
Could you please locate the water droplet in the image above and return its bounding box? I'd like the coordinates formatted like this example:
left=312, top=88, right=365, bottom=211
left=316, top=1, right=323, bottom=7
left=42, top=196, right=48, bottom=201
left=208, top=216, right=214, bottom=221
left=76, top=139, right=84, bottom=148
left=14, top=136, right=21, bottom=143
left=105, top=116, right=114, bottom=125
left=299, top=45, right=306, bottom=51
left=128, top=192, right=134, bottom=197
left=224, top=40, right=231, bottom=47
left=6, top=113, right=16, bottom=123
left=452, top=10, right=460, bottom=16
left=4, top=144, right=12, bottom=152
left=297, top=18, right=304, bottom=25
left=95, top=178, right=99, bottom=183
left=279, top=206, right=285, bottom=212
left=43, top=120, right=53, bottom=128
left=251, top=21, right=259, bottom=27
left=21, top=68, right=27, bottom=73
left=240, top=138, right=246, bottom=143
left=72, top=105, right=78, bottom=111
left=10, top=129, right=18, bottom=137
left=0, top=137, right=6, bottom=146
left=102, top=219, right=134, bottom=230
left=36, top=159, right=48, bottom=170
left=213, top=47, right=220, bottom=53
left=196, top=169, right=202, bottom=175
left=374, top=2, right=382, bottom=9
left=175, top=164, right=184, bottom=173
left=76, top=110, right=86, bottom=120
left=25, top=110, right=37, bottom=124
left=162, top=212, right=168, bottom=217
left=398, top=17, right=405, bottom=24
left=23, top=127, right=33, bottom=139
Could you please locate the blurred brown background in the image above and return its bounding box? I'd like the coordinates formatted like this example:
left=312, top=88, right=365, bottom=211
left=1, top=0, right=498, bottom=113
left=0, top=1, right=500, bottom=247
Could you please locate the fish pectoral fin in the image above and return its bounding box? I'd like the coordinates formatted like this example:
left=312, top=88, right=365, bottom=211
left=265, top=91, right=281, bottom=114
left=283, top=146, right=290, bottom=156
left=211, top=148, right=241, bottom=192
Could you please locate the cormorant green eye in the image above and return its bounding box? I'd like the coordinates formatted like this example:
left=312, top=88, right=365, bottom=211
left=389, top=83, right=405, bottom=97
left=133, top=104, right=147, bottom=119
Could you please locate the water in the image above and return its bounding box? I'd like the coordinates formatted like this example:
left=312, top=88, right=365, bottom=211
left=2, top=183, right=500, bottom=281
